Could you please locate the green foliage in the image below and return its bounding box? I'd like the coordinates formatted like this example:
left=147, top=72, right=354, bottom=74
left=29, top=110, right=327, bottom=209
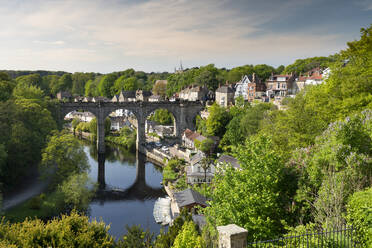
left=205, top=103, right=231, bottom=138
left=162, top=164, right=178, bottom=184
left=0, top=210, right=114, bottom=247
left=220, top=103, right=274, bottom=151
left=283, top=56, right=337, bottom=74
left=71, top=72, right=94, bottom=96
left=290, top=110, right=372, bottom=226
left=154, top=213, right=190, bottom=248
left=116, top=225, right=154, bottom=248
left=204, top=135, right=288, bottom=241
left=12, top=82, right=44, bottom=101
left=346, top=187, right=372, bottom=247
left=56, top=173, right=95, bottom=211
left=114, top=76, right=138, bottom=94
left=0, top=99, right=56, bottom=190
left=152, top=80, right=167, bottom=97
left=40, top=132, right=89, bottom=186
left=98, top=74, right=118, bottom=98
left=0, top=80, right=14, bottom=102
left=106, top=126, right=136, bottom=150
left=195, top=138, right=214, bottom=155
left=173, top=221, right=202, bottom=248
left=149, top=109, right=174, bottom=125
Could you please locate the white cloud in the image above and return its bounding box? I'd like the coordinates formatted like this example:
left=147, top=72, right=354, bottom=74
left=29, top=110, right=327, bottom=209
left=0, top=0, right=354, bottom=72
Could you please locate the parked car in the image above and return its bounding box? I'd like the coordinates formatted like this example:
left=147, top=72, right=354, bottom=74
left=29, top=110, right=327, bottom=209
left=155, top=142, right=162, bottom=147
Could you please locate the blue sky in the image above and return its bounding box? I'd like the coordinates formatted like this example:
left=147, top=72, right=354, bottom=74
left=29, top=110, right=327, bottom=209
left=0, top=0, right=370, bottom=73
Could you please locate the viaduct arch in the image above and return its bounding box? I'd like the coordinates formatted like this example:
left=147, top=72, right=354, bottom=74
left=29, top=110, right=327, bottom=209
left=59, top=101, right=204, bottom=154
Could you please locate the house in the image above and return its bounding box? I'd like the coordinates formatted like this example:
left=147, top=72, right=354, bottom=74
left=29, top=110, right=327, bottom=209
left=82, top=96, right=93, bottom=102
left=64, top=111, right=94, bottom=122
left=74, top=96, right=84, bottom=102
left=234, top=75, right=249, bottom=100
left=217, top=154, right=240, bottom=170
left=294, top=67, right=329, bottom=94
left=215, top=84, right=235, bottom=107
left=110, top=116, right=131, bottom=131
left=92, top=96, right=110, bottom=102
left=173, top=188, right=208, bottom=215
left=118, top=91, right=136, bottom=102
left=247, top=74, right=266, bottom=102
left=182, top=129, right=206, bottom=150
left=186, top=152, right=216, bottom=184
left=265, top=73, right=296, bottom=100
left=111, top=94, right=119, bottom=102
left=149, top=95, right=163, bottom=102
left=56, top=91, right=72, bottom=100
left=136, top=90, right=152, bottom=101
left=179, top=85, right=208, bottom=101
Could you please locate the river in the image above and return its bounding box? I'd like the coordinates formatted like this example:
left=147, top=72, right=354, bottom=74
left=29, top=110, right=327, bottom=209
left=83, top=143, right=166, bottom=239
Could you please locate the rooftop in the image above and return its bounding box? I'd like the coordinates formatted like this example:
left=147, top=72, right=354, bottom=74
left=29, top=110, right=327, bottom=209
left=174, top=188, right=208, bottom=208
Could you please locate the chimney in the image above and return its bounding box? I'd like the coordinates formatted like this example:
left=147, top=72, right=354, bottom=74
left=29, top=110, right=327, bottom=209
left=253, top=73, right=256, bottom=82
left=226, top=80, right=229, bottom=85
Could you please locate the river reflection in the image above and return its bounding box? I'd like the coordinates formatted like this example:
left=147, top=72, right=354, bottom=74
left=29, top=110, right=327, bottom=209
left=83, top=143, right=165, bottom=239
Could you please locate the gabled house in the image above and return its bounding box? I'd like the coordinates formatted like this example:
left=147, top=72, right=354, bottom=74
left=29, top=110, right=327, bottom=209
left=179, top=85, right=208, bottom=101
left=265, top=73, right=296, bottom=99
left=82, top=96, right=93, bottom=102
left=118, top=91, right=136, bottom=102
left=247, top=74, right=266, bottom=102
left=182, top=129, right=206, bottom=150
left=136, top=90, right=152, bottom=101
left=186, top=152, right=216, bottom=184
left=215, top=84, right=235, bottom=107
left=294, top=67, right=330, bottom=94
left=173, top=188, right=208, bottom=215
left=111, top=94, right=119, bottom=102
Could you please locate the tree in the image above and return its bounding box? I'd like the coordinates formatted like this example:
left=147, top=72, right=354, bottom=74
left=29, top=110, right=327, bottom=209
left=116, top=225, right=154, bottom=248
left=0, top=80, right=14, bottom=102
left=0, top=210, right=114, bottom=247
left=51, top=73, right=72, bottom=95
left=290, top=110, right=372, bottom=226
left=71, top=118, right=81, bottom=135
left=152, top=80, right=167, bottom=96
left=113, top=76, right=138, bottom=94
left=204, top=135, right=287, bottom=241
left=205, top=103, right=231, bottom=137
left=173, top=221, right=202, bottom=248
left=40, top=132, right=89, bottom=186
left=12, top=82, right=44, bottom=101
left=56, top=173, right=95, bottom=211
left=98, top=74, right=117, bottom=98
left=149, top=109, right=173, bottom=125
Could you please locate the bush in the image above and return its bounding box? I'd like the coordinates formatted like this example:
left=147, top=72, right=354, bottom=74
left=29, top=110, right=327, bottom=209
left=346, top=187, right=372, bottom=247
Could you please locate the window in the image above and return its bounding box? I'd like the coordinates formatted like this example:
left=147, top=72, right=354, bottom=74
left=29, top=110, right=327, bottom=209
left=282, top=84, right=286, bottom=88
left=277, top=83, right=280, bottom=89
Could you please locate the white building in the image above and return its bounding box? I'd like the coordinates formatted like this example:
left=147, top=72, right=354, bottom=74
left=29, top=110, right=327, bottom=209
left=234, top=75, right=250, bottom=100
left=186, top=152, right=216, bottom=184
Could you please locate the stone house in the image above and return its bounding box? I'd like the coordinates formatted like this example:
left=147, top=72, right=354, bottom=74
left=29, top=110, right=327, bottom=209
left=65, top=111, right=94, bottom=122
left=182, top=129, right=206, bottom=150
left=136, top=90, right=152, bottom=101
left=215, top=84, right=235, bottom=107
left=118, top=91, right=136, bottom=102
left=179, top=85, right=208, bottom=101
left=265, top=73, right=296, bottom=100
left=186, top=152, right=216, bottom=184
left=92, top=96, right=110, bottom=102
left=247, top=74, right=266, bottom=102
left=56, top=91, right=72, bottom=100
left=82, top=96, right=93, bottom=102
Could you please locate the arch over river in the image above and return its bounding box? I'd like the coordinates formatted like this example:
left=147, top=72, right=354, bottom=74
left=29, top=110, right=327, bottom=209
left=59, top=101, right=204, bottom=154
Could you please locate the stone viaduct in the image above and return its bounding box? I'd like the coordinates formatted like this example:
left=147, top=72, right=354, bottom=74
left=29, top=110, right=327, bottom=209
left=59, top=101, right=205, bottom=154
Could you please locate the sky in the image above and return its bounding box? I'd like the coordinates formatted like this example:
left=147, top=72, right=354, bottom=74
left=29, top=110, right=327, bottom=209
left=0, top=0, right=371, bottom=73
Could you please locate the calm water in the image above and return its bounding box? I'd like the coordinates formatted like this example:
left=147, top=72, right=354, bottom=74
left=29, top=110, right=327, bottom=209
left=83, top=144, right=166, bottom=239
